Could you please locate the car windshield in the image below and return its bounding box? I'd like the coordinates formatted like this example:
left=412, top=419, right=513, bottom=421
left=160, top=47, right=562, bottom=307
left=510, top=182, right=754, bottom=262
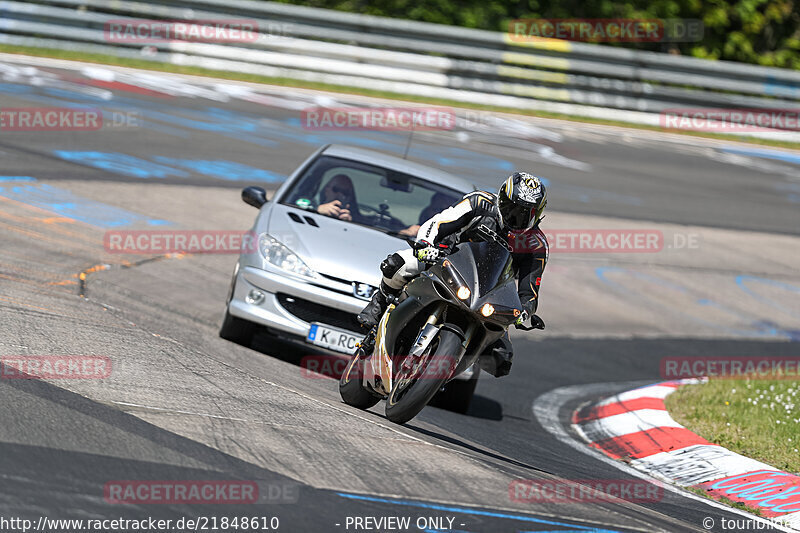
left=278, top=155, right=465, bottom=235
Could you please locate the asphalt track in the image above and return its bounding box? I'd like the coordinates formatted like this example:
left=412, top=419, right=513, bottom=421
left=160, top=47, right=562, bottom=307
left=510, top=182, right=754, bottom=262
left=1, top=54, right=799, bottom=533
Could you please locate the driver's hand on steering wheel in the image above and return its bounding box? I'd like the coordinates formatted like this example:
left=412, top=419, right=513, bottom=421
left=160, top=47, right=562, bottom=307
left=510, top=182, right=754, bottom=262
left=317, top=200, right=352, bottom=221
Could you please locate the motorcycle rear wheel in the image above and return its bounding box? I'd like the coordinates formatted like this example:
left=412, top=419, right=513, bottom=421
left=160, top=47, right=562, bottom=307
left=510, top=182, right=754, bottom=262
left=339, top=352, right=380, bottom=409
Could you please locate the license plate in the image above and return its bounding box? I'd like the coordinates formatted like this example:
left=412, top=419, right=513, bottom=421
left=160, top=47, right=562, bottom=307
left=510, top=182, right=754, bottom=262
left=307, top=323, right=360, bottom=354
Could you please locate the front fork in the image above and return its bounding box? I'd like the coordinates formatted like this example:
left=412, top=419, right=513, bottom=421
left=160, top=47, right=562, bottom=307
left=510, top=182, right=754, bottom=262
left=365, top=302, right=479, bottom=396
left=399, top=307, right=479, bottom=387
left=408, top=306, right=446, bottom=357
left=377, top=304, right=445, bottom=395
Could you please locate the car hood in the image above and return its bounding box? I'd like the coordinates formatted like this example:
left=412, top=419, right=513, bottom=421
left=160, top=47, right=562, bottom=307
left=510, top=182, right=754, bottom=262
left=265, top=203, right=405, bottom=285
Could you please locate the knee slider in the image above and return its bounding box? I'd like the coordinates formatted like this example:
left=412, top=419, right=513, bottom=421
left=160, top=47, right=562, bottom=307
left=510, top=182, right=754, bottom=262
left=380, top=253, right=405, bottom=278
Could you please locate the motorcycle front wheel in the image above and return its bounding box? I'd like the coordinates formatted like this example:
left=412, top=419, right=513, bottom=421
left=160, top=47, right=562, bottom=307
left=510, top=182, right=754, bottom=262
left=385, top=328, right=463, bottom=424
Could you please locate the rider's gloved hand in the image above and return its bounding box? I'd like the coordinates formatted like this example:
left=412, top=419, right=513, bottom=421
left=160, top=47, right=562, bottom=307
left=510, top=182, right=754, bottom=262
left=515, top=311, right=546, bottom=330
left=416, top=246, right=440, bottom=263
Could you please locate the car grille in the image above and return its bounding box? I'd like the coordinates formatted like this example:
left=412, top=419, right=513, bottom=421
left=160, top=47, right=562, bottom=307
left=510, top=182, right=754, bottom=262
left=276, top=294, right=363, bottom=334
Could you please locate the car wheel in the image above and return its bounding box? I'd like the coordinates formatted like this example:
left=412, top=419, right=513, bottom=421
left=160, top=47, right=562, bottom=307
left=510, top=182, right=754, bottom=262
left=219, top=264, right=259, bottom=346
left=219, top=308, right=259, bottom=347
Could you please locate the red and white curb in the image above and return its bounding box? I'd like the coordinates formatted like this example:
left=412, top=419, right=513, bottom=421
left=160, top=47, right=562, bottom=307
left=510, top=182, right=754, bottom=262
left=573, top=379, right=800, bottom=529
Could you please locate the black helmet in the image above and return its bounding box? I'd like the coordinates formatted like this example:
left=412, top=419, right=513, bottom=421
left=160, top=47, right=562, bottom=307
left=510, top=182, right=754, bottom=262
left=497, top=172, right=547, bottom=231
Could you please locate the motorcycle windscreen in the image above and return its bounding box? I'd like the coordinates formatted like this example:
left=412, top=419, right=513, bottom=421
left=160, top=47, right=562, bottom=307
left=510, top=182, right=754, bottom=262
left=450, top=241, right=514, bottom=298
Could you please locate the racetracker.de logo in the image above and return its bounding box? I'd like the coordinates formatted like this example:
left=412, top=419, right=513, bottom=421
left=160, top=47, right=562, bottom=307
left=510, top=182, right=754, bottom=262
left=509, top=479, right=663, bottom=503
left=511, top=229, right=664, bottom=253
left=104, top=481, right=259, bottom=504
left=104, top=19, right=259, bottom=43
left=302, top=354, right=460, bottom=380
left=661, top=108, right=800, bottom=132
left=301, top=107, right=457, bottom=131
left=661, top=357, right=800, bottom=379
left=104, top=230, right=257, bottom=254
left=507, top=19, right=702, bottom=43
left=509, top=19, right=664, bottom=42
left=1, top=356, right=111, bottom=379
left=0, top=108, right=102, bottom=131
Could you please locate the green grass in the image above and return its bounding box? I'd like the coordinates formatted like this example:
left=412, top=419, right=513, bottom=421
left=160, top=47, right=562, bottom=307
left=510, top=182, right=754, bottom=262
left=666, top=379, right=800, bottom=474
left=686, top=486, right=764, bottom=516
left=3, top=43, right=800, bottom=150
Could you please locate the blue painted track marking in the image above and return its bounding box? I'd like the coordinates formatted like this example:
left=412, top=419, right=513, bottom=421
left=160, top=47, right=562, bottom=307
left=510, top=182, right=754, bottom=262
left=53, top=151, right=188, bottom=179
left=335, top=492, right=625, bottom=532
left=153, top=157, right=285, bottom=182
left=0, top=82, right=509, bottom=172
left=5, top=82, right=625, bottom=203
left=0, top=176, right=37, bottom=182
left=736, top=276, right=800, bottom=319
left=0, top=182, right=170, bottom=227
left=4, top=87, right=189, bottom=137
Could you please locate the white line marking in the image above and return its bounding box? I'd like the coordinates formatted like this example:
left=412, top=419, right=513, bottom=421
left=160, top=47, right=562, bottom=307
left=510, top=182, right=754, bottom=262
left=629, top=445, right=779, bottom=486
left=109, top=401, right=249, bottom=421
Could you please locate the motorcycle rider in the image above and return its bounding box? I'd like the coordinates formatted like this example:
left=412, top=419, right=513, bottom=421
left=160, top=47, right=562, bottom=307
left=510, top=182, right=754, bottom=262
left=356, top=172, right=548, bottom=377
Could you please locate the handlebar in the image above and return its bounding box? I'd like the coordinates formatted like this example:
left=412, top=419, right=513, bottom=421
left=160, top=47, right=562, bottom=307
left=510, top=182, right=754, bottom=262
left=405, top=237, right=450, bottom=252
left=406, top=224, right=508, bottom=253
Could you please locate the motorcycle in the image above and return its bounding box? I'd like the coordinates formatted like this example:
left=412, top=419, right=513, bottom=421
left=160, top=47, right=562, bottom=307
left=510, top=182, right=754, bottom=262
left=339, top=224, right=537, bottom=424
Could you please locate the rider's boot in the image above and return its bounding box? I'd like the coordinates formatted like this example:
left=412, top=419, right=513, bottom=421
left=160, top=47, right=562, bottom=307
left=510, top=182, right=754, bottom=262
left=357, top=282, right=399, bottom=328
left=493, top=344, right=514, bottom=377
left=356, top=326, right=377, bottom=355
left=479, top=338, right=514, bottom=377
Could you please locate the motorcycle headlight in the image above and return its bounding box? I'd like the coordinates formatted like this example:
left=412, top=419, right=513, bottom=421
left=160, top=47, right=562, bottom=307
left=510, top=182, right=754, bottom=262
left=441, top=259, right=471, bottom=302
left=258, top=234, right=317, bottom=278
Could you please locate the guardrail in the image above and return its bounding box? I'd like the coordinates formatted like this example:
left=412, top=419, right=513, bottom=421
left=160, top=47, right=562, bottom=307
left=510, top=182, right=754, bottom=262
left=2, top=0, right=800, bottom=138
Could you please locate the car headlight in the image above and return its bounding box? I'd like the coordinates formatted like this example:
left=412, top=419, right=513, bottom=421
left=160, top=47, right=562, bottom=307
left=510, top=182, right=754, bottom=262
left=258, top=234, right=317, bottom=278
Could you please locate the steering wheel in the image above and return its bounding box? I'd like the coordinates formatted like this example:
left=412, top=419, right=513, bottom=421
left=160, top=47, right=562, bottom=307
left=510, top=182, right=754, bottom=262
left=359, top=204, right=405, bottom=229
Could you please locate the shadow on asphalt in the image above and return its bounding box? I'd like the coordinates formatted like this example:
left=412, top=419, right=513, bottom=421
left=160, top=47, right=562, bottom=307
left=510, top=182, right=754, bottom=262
left=247, top=330, right=505, bottom=420
left=406, top=424, right=539, bottom=471
left=463, top=394, right=503, bottom=420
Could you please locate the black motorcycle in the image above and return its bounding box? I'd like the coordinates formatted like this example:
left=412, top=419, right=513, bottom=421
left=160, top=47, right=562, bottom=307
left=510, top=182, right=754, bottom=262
left=339, top=225, right=537, bottom=424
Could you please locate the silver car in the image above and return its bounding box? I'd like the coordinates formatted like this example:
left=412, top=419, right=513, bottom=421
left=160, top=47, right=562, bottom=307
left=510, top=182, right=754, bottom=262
left=220, top=144, right=479, bottom=399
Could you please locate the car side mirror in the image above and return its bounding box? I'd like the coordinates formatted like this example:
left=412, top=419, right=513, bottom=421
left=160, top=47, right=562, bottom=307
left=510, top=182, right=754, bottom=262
left=242, top=186, right=268, bottom=208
